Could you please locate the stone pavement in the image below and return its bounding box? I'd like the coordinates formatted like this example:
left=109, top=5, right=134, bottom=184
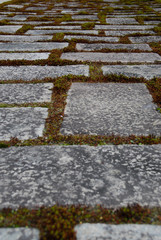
left=0, top=0, right=161, bottom=238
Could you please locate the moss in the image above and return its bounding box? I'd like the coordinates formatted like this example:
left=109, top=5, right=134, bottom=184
left=81, top=22, right=95, bottom=30
left=52, top=32, right=65, bottom=41
left=15, top=24, right=34, bottom=34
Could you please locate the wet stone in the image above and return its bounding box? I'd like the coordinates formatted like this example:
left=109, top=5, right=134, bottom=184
left=0, top=25, right=22, bottom=33
left=105, top=30, right=154, bottom=36
left=0, top=52, right=49, bottom=60
left=61, top=52, right=161, bottom=63
left=75, top=224, right=161, bottom=240
left=94, top=24, right=155, bottom=30
left=64, top=35, right=119, bottom=42
left=0, top=42, right=68, bottom=51
left=60, top=83, right=161, bottom=136
left=102, top=65, right=161, bottom=80
left=0, top=35, right=53, bottom=42
left=0, top=144, right=161, bottom=208
left=0, top=228, right=40, bottom=240
left=26, top=29, right=98, bottom=35
left=106, top=18, right=138, bottom=24
left=129, top=36, right=161, bottom=43
left=0, top=65, right=89, bottom=81
left=76, top=43, right=152, bottom=51
left=0, top=107, right=48, bottom=141
left=0, top=83, right=53, bottom=104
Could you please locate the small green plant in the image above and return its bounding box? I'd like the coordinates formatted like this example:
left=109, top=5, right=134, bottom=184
left=52, top=33, right=65, bottom=41
left=15, top=24, right=33, bottom=34
left=81, top=22, right=95, bottom=30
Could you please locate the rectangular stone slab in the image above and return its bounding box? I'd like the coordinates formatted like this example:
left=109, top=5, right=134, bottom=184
left=102, top=64, right=161, bottom=80
left=72, top=15, right=98, bottom=20
left=0, top=107, right=48, bottom=140
left=60, top=83, right=161, bottom=136
left=106, top=18, right=138, bottom=24
left=129, top=36, right=161, bottom=43
left=94, top=24, right=155, bottom=30
left=61, top=52, right=161, bottom=63
left=0, top=52, right=49, bottom=60
left=0, top=25, right=22, bottom=33
left=64, top=35, right=119, bottom=42
left=0, top=65, right=89, bottom=81
left=105, top=30, right=154, bottom=36
left=75, top=224, right=161, bottom=240
left=0, top=228, right=40, bottom=240
left=26, top=29, right=98, bottom=35
left=76, top=43, right=152, bottom=51
left=0, top=35, right=53, bottom=42
left=0, top=145, right=161, bottom=208
left=35, top=25, right=82, bottom=29
left=0, top=42, right=68, bottom=51
left=0, top=83, right=53, bottom=103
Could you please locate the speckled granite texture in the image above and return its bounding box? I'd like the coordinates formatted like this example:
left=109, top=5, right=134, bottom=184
left=75, top=224, right=161, bottom=240
left=0, top=228, right=40, bottom=240
left=0, top=145, right=161, bottom=209
left=0, top=52, right=49, bottom=60
left=60, top=83, right=161, bottom=136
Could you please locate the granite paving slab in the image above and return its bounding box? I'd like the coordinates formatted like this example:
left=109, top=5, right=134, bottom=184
left=0, top=25, right=22, bottom=33
left=35, top=25, right=82, bottom=29
left=0, top=145, right=161, bottom=208
left=94, top=24, right=155, bottom=30
left=75, top=224, right=161, bottom=240
left=0, top=83, right=53, bottom=103
left=0, top=35, right=53, bottom=42
left=0, top=42, right=68, bottom=51
left=60, top=83, right=161, bottom=136
left=106, top=18, right=138, bottom=24
left=64, top=35, right=119, bottom=42
left=0, top=52, right=49, bottom=60
left=72, top=15, right=98, bottom=20
left=102, top=65, right=161, bottom=80
left=76, top=43, right=152, bottom=51
left=26, top=29, right=98, bottom=35
left=0, top=107, right=48, bottom=141
left=129, top=36, right=161, bottom=43
left=105, top=30, right=154, bottom=36
left=0, top=228, right=40, bottom=240
left=0, top=65, right=89, bottom=81
left=61, top=52, right=161, bottom=63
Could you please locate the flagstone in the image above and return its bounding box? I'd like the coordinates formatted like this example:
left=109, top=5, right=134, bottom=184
left=0, top=42, right=68, bottom=51
left=102, top=64, right=161, bottom=80
left=0, top=144, right=161, bottom=208
left=72, top=15, right=98, bottom=20
left=76, top=43, right=152, bottom=51
left=0, top=25, right=22, bottom=33
left=0, top=228, right=40, bottom=240
left=60, top=83, right=161, bottom=136
left=61, top=52, right=161, bottom=63
left=0, top=52, right=49, bottom=60
left=106, top=18, right=138, bottom=24
left=0, top=83, right=53, bottom=104
left=0, top=65, right=89, bottom=81
left=64, top=35, right=119, bottom=42
left=105, top=30, right=154, bottom=36
left=94, top=24, right=155, bottom=30
left=35, top=25, right=81, bottom=29
left=129, top=36, right=161, bottom=43
left=0, top=35, right=53, bottom=42
left=75, top=224, right=161, bottom=240
left=0, top=107, right=48, bottom=140
left=26, top=29, right=98, bottom=35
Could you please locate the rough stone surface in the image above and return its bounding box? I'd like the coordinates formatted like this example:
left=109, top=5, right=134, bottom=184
left=0, top=228, right=40, bottom=240
left=94, top=24, right=154, bottom=30
left=0, top=42, right=68, bottom=51
left=0, top=35, right=53, bottom=42
left=0, top=145, right=161, bottom=208
left=129, top=36, right=161, bottom=43
left=61, top=52, right=161, bottom=63
left=105, top=30, right=154, bottom=36
left=0, top=83, right=53, bottom=103
left=26, top=29, right=98, bottom=35
left=75, top=224, right=161, bottom=240
left=64, top=35, right=119, bottom=42
left=106, top=18, right=138, bottom=24
left=0, top=52, right=49, bottom=60
left=72, top=15, right=98, bottom=20
left=76, top=43, right=152, bottom=51
left=0, top=65, right=89, bottom=81
left=35, top=25, right=82, bottom=29
left=0, top=25, right=22, bottom=33
left=0, top=107, right=48, bottom=140
left=102, top=65, right=161, bottom=80
left=60, top=83, right=161, bottom=136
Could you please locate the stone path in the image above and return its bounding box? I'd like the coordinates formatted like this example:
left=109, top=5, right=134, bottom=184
left=0, top=0, right=161, bottom=238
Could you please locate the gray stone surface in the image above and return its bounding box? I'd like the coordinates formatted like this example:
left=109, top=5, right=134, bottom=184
left=0, top=25, right=22, bottom=33
left=60, top=83, right=161, bottom=136
left=94, top=24, right=155, bottom=30
left=102, top=64, right=161, bottom=80
left=0, top=228, right=40, bottom=240
left=72, top=15, right=98, bottom=20
left=75, top=224, right=161, bottom=240
left=76, top=43, right=152, bottom=51
left=0, top=52, right=49, bottom=60
left=106, top=18, right=138, bottom=24
left=61, top=52, right=161, bottom=63
left=0, top=35, right=53, bottom=42
left=130, top=36, right=161, bottom=43
left=0, top=83, right=53, bottom=103
left=105, top=30, right=154, bottom=36
left=0, top=42, right=68, bottom=51
left=26, top=29, right=98, bottom=35
left=0, top=107, right=48, bottom=140
left=64, top=35, right=119, bottom=42
left=0, top=65, right=89, bottom=81
left=0, top=144, right=161, bottom=208
left=35, top=25, right=81, bottom=29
